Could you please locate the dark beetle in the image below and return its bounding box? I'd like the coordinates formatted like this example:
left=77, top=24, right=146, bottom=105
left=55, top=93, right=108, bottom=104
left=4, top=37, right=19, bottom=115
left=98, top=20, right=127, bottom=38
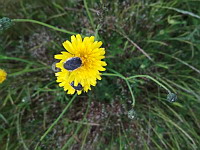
left=70, top=81, right=83, bottom=90
left=63, top=57, right=82, bottom=71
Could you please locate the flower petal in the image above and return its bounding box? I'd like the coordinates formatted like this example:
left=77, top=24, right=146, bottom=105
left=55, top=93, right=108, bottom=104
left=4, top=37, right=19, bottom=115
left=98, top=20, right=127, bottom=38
left=63, top=41, right=75, bottom=54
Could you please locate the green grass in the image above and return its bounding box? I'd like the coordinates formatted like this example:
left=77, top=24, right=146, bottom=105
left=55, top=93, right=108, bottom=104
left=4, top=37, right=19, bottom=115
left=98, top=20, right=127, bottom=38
left=1, top=0, right=200, bottom=149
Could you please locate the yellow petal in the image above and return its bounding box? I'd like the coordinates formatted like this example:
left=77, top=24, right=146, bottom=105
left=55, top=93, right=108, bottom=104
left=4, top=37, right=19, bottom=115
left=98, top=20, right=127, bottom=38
left=76, top=34, right=82, bottom=43
left=83, top=37, right=90, bottom=44
left=63, top=41, right=74, bottom=54
left=98, top=67, right=106, bottom=71
left=56, top=62, right=63, bottom=68
left=77, top=90, right=82, bottom=95
left=54, top=54, right=63, bottom=59
left=101, top=61, right=107, bottom=66
left=89, top=36, right=95, bottom=43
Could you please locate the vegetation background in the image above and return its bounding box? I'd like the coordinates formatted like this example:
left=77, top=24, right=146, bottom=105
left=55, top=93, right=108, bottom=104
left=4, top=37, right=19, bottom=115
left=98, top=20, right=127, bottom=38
left=0, top=0, right=200, bottom=149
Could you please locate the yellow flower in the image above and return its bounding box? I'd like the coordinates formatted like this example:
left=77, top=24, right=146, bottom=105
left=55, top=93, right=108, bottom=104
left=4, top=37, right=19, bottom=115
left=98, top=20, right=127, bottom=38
left=0, top=69, right=7, bottom=84
left=55, top=34, right=107, bottom=95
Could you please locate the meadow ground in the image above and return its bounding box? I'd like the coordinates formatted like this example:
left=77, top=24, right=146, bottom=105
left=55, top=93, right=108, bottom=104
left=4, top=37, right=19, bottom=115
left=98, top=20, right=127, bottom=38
left=0, top=0, right=200, bottom=149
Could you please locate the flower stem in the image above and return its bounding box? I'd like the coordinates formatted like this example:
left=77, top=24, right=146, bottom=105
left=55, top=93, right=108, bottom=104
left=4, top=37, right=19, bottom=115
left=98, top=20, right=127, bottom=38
left=12, top=18, right=77, bottom=35
left=103, top=71, right=136, bottom=107
left=34, top=94, right=77, bottom=150
left=83, top=0, right=95, bottom=31
left=127, top=75, right=171, bottom=93
left=103, top=72, right=172, bottom=107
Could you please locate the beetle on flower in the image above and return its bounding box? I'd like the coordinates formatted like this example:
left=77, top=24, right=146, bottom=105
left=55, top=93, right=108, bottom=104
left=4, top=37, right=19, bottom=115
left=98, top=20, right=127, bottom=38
left=54, top=34, right=107, bottom=95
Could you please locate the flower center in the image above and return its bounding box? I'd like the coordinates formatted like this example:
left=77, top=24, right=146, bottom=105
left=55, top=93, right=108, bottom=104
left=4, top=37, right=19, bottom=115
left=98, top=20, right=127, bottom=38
left=81, top=54, right=94, bottom=70
left=80, top=54, right=88, bottom=65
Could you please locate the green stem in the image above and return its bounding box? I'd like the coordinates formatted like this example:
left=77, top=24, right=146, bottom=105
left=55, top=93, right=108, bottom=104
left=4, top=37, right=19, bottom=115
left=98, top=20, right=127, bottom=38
left=125, top=79, right=136, bottom=107
left=12, top=19, right=77, bottom=35
left=102, top=73, right=123, bottom=78
left=34, top=94, right=77, bottom=150
left=0, top=55, right=35, bottom=64
left=94, top=24, right=101, bottom=41
left=9, top=66, right=49, bottom=77
left=83, top=0, right=95, bottom=31
left=127, top=75, right=171, bottom=93
left=102, top=72, right=136, bottom=107
left=103, top=71, right=172, bottom=106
